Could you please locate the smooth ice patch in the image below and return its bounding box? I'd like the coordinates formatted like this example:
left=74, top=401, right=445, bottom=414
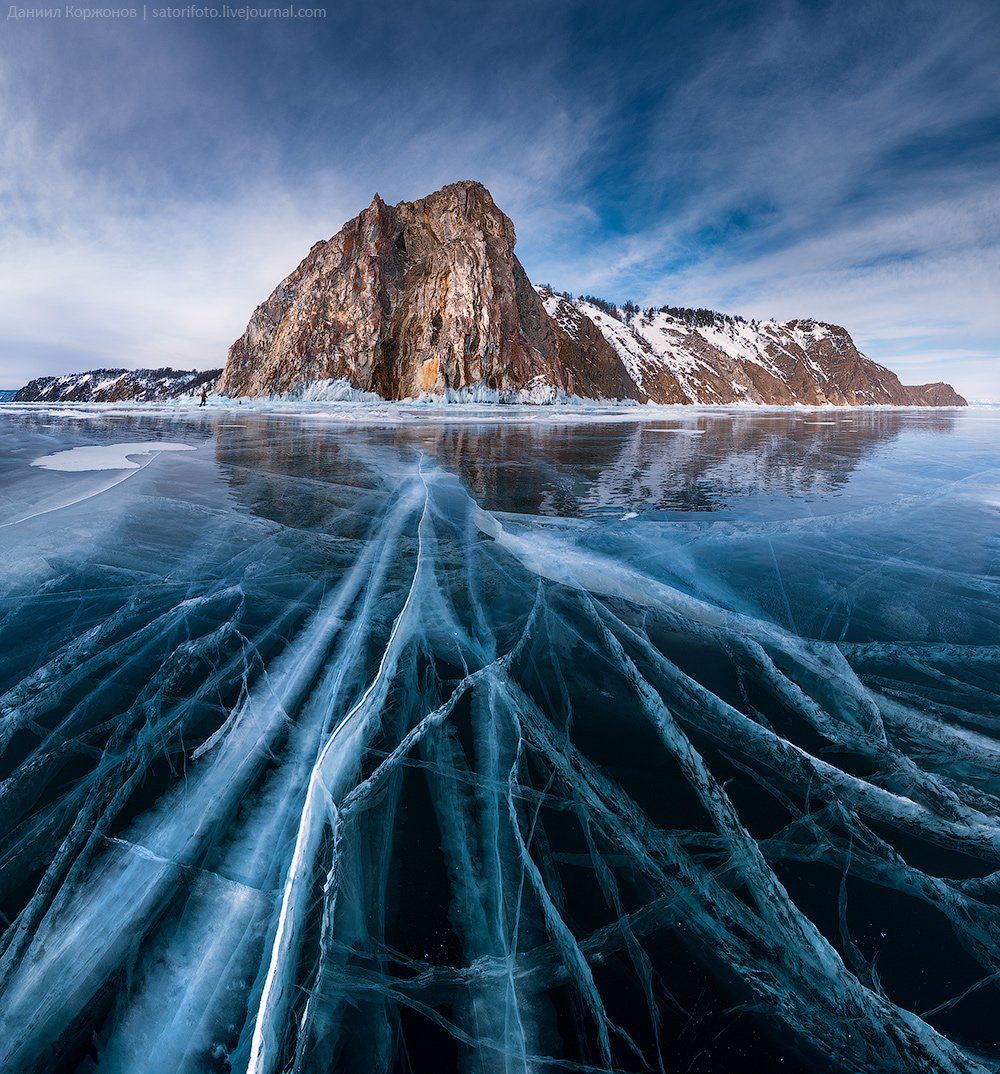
left=649, top=427, right=706, bottom=435
left=31, top=441, right=196, bottom=472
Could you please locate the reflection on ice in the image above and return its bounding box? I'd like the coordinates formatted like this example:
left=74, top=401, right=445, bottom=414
left=0, top=407, right=997, bottom=1073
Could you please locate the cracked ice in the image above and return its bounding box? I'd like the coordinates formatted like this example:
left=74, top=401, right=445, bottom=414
left=0, top=405, right=998, bottom=1073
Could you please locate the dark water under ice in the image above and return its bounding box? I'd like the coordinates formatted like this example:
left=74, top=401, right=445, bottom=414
left=0, top=404, right=998, bottom=1074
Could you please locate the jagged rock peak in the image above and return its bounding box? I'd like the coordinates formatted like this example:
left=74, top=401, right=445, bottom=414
left=217, top=180, right=639, bottom=402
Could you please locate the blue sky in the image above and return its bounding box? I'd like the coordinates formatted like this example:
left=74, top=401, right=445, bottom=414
left=2, top=0, right=998, bottom=397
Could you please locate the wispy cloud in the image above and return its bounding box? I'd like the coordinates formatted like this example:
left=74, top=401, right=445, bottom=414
left=0, top=0, right=997, bottom=396
left=534, top=1, right=1000, bottom=396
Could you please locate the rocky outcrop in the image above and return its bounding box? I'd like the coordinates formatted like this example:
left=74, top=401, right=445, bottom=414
left=900, top=382, right=968, bottom=406
left=218, top=181, right=640, bottom=402
left=14, top=368, right=220, bottom=403
left=549, top=297, right=968, bottom=406
left=220, top=180, right=966, bottom=407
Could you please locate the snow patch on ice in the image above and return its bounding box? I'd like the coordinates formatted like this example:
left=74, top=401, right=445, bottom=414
left=31, top=441, right=196, bottom=472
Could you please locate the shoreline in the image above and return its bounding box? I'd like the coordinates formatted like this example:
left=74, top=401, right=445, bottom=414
left=0, top=398, right=990, bottom=427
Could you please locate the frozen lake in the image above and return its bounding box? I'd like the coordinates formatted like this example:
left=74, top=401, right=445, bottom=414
left=0, top=404, right=997, bottom=1073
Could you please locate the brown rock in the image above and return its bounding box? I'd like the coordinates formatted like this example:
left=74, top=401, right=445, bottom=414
left=900, top=382, right=968, bottom=406
left=218, top=181, right=641, bottom=402
left=569, top=304, right=967, bottom=407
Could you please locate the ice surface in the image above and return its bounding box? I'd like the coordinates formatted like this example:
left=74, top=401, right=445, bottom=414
left=0, top=404, right=997, bottom=1073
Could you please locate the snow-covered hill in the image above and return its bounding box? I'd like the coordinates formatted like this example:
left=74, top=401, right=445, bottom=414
left=14, top=367, right=221, bottom=403
left=539, top=288, right=966, bottom=406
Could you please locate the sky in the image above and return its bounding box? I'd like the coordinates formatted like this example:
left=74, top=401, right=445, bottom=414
left=1, top=0, right=998, bottom=398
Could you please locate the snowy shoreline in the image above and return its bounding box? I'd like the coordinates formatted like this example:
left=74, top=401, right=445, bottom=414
left=0, top=395, right=990, bottom=428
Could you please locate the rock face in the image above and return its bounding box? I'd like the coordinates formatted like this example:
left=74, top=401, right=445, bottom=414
left=900, top=382, right=968, bottom=406
left=220, top=180, right=966, bottom=407
left=14, top=368, right=220, bottom=403
left=543, top=294, right=968, bottom=406
left=218, top=181, right=640, bottom=403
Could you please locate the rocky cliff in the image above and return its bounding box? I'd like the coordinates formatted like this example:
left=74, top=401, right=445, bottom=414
left=900, top=382, right=968, bottom=406
left=220, top=180, right=966, bottom=407
left=218, top=181, right=640, bottom=403
left=14, top=368, right=221, bottom=403
left=542, top=294, right=968, bottom=406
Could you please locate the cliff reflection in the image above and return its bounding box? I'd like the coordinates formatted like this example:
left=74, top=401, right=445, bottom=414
left=212, top=409, right=958, bottom=522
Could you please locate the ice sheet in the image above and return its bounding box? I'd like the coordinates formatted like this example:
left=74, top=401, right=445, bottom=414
left=0, top=405, right=997, bottom=1074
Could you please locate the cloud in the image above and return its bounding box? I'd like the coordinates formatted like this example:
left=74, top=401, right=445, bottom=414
left=532, top=0, right=1000, bottom=397
left=0, top=0, right=997, bottom=397
left=0, top=10, right=601, bottom=382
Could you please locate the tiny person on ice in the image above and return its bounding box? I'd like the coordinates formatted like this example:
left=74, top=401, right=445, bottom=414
left=199, top=387, right=208, bottom=407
